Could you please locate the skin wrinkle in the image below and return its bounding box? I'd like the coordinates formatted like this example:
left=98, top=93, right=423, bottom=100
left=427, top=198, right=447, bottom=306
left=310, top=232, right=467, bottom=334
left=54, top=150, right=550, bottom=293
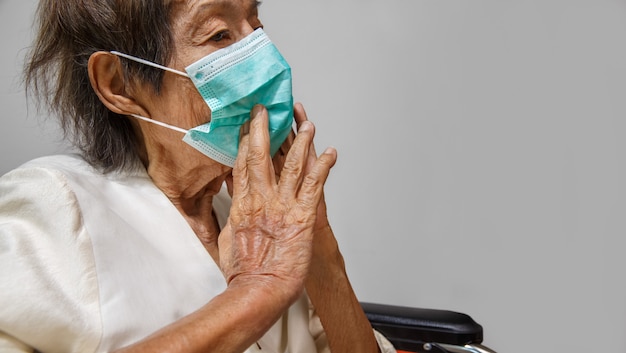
left=230, top=226, right=310, bottom=280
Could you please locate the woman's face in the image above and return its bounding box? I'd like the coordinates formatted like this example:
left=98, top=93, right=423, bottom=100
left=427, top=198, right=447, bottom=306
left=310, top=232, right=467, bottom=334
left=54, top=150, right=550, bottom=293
left=134, top=0, right=263, bottom=170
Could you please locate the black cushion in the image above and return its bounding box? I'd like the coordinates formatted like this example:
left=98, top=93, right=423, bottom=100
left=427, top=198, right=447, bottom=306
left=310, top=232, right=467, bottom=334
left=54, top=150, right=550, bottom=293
left=361, top=302, right=483, bottom=351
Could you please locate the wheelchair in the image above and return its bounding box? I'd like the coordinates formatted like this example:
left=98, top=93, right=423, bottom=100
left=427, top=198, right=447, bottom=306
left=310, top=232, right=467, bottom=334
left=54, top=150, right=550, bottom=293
left=362, top=302, right=498, bottom=353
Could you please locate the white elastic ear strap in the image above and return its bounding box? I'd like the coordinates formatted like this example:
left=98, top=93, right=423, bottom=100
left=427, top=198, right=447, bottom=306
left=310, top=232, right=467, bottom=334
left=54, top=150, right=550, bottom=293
left=130, top=114, right=189, bottom=134
left=110, top=51, right=189, bottom=78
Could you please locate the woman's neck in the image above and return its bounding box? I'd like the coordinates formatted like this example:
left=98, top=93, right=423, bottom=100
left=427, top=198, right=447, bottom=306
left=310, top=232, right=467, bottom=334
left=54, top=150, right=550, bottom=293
left=145, top=150, right=231, bottom=262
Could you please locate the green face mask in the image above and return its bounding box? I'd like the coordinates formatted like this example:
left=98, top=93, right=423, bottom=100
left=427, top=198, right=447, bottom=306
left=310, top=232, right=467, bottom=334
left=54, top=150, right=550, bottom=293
left=111, top=28, right=294, bottom=167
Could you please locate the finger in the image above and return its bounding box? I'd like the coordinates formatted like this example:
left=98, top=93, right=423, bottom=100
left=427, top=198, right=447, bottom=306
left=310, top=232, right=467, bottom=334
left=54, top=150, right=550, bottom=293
left=298, top=147, right=337, bottom=210
left=246, top=104, right=276, bottom=189
left=294, top=102, right=320, bottom=155
left=232, top=119, right=251, bottom=197
left=294, top=102, right=308, bottom=129
left=278, top=120, right=316, bottom=197
left=272, top=127, right=295, bottom=179
left=284, top=126, right=296, bottom=148
left=293, top=103, right=324, bottom=188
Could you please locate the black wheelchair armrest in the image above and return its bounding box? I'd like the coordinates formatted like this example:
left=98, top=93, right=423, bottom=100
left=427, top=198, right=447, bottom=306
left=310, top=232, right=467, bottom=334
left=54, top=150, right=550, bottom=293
left=361, top=302, right=484, bottom=352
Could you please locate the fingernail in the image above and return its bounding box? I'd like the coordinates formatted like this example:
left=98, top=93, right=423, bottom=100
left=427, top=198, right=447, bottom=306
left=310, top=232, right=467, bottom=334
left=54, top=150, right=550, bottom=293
left=251, top=104, right=265, bottom=119
left=323, top=146, right=336, bottom=155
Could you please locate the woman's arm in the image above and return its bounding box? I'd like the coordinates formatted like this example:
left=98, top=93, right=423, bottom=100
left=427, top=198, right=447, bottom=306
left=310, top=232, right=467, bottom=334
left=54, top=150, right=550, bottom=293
left=114, top=281, right=290, bottom=353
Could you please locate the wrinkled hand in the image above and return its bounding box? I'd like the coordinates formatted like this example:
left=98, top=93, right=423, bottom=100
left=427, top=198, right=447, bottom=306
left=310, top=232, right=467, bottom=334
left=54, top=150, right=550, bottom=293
left=218, top=104, right=337, bottom=303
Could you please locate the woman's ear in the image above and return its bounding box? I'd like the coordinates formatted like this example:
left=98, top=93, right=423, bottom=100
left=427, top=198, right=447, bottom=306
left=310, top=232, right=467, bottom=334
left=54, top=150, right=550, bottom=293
left=88, top=51, right=146, bottom=116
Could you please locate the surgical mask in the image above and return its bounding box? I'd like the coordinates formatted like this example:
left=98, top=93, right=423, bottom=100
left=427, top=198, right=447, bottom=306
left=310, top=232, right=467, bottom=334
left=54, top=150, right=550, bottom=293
left=111, top=28, right=293, bottom=167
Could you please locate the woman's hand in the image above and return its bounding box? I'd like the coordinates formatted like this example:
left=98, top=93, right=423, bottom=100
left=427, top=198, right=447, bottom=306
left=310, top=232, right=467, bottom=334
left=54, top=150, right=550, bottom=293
left=218, top=104, right=337, bottom=305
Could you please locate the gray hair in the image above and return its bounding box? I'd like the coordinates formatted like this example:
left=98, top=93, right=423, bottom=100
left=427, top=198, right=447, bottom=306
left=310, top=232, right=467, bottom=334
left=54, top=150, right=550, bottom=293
left=24, top=0, right=174, bottom=172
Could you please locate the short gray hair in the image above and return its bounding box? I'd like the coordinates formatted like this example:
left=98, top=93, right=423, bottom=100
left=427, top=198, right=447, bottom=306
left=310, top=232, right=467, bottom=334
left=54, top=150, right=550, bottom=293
left=24, top=0, right=175, bottom=172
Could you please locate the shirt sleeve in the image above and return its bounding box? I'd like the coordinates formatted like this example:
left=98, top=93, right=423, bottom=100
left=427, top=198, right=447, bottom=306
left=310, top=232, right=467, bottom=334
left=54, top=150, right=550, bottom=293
left=374, top=329, right=397, bottom=353
left=0, top=332, right=33, bottom=353
left=0, top=166, right=102, bottom=353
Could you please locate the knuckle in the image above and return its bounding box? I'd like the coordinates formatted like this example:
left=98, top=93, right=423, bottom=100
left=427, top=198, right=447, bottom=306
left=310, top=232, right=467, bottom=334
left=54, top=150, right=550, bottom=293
left=317, top=153, right=335, bottom=168
left=301, top=174, right=320, bottom=190
left=281, top=156, right=302, bottom=174
left=246, top=148, right=268, bottom=165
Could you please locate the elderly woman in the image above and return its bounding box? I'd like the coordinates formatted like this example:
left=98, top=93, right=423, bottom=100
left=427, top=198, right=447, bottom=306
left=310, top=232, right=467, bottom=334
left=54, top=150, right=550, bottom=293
left=0, top=0, right=395, bottom=352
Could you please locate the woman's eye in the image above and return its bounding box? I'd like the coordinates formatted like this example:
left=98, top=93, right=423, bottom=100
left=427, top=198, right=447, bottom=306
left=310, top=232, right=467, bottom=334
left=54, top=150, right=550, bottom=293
left=210, top=30, right=230, bottom=42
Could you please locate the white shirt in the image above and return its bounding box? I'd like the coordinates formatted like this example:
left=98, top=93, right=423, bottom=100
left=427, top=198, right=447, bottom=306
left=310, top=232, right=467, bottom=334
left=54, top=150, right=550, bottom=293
left=0, top=155, right=394, bottom=353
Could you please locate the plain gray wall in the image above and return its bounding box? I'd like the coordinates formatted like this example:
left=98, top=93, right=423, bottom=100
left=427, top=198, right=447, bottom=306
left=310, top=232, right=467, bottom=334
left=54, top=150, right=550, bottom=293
left=0, top=0, right=69, bottom=172
left=2, top=1, right=626, bottom=352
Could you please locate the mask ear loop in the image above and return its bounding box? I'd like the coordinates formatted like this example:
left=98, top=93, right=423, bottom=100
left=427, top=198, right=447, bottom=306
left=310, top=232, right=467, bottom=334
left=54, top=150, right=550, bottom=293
left=110, top=51, right=189, bottom=78
left=129, top=114, right=189, bottom=134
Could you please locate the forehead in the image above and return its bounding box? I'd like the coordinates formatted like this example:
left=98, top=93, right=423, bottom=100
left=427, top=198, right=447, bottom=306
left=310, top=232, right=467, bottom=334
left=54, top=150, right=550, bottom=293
left=170, top=0, right=258, bottom=16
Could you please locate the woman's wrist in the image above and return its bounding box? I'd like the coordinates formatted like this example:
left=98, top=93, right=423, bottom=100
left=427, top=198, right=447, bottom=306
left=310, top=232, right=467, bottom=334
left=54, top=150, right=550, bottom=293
left=304, top=226, right=380, bottom=353
left=310, top=224, right=345, bottom=271
left=226, top=274, right=304, bottom=315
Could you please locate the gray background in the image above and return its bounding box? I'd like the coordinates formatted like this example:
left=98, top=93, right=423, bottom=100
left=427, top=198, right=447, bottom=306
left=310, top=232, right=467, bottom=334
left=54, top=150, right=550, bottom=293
left=2, top=1, right=626, bottom=352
